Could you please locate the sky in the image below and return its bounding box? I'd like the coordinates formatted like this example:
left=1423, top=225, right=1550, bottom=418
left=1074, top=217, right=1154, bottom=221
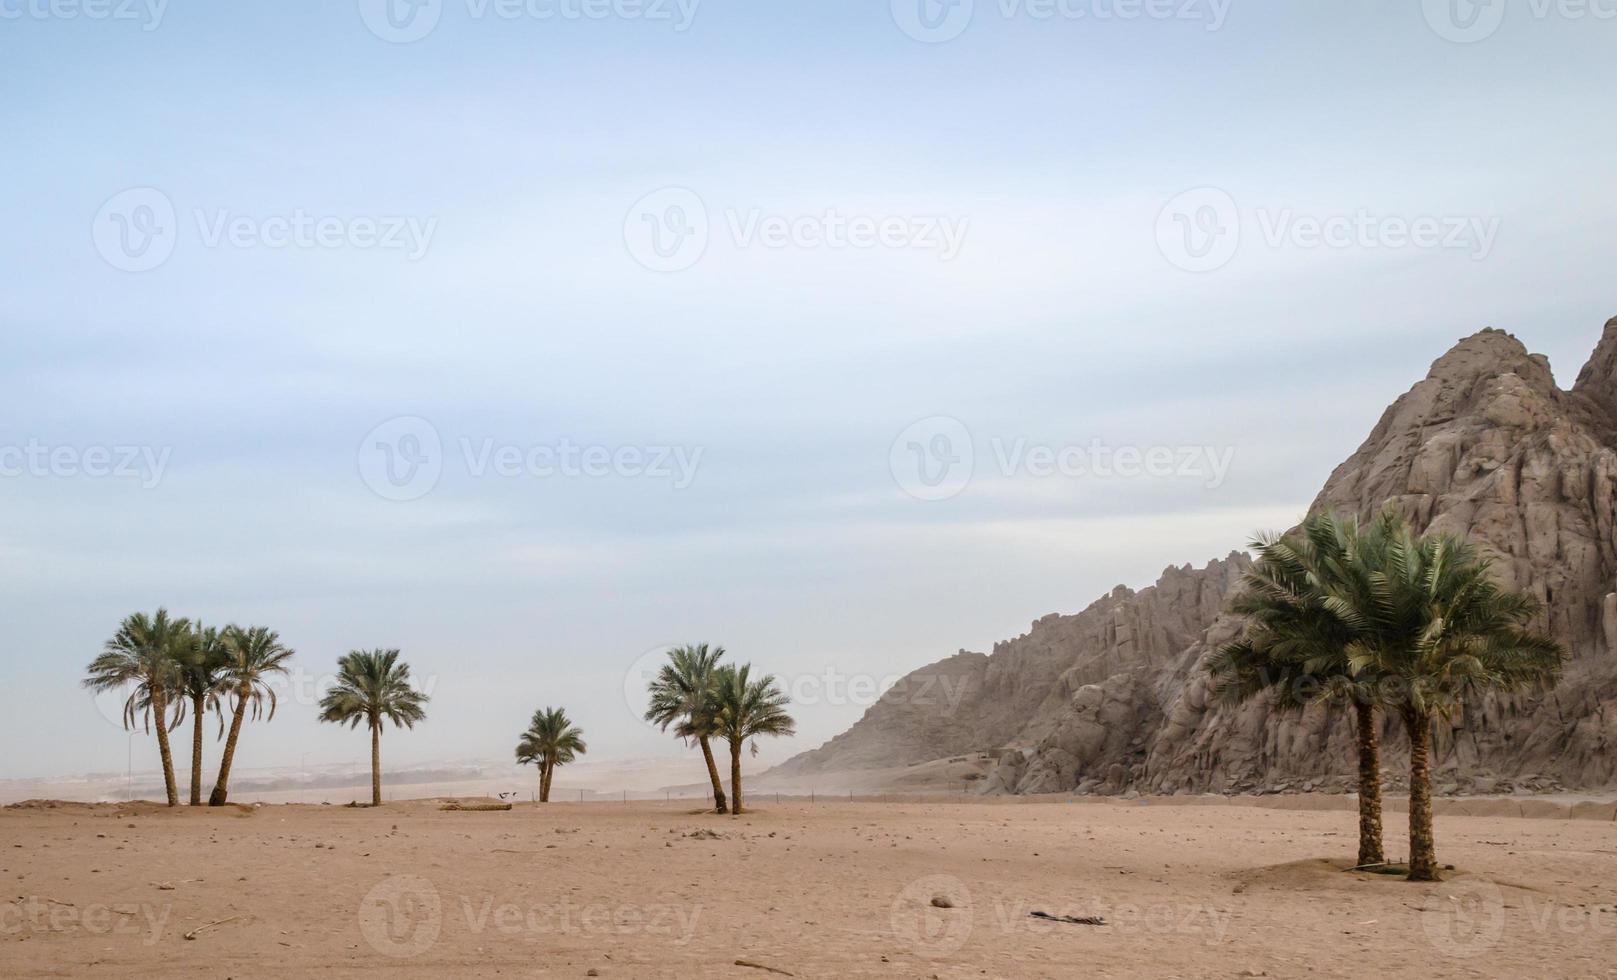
left=2, top=0, right=1615, bottom=783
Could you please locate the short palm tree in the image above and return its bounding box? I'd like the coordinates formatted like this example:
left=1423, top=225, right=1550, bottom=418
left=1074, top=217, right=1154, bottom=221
left=712, top=663, right=795, bottom=816
left=317, top=649, right=429, bottom=806
left=515, top=707, right=587, bottom=803
left=82, top=609, right=193, bottom=806
left=208, top=625, right=295, bottom=806
left=645, top=644, right=730, bottom=813
left=1345, top=515, right=1562, bottom=881
left=173, top=624, right=228, bottom=806
left=1208, top=510, right=1388, bottom=867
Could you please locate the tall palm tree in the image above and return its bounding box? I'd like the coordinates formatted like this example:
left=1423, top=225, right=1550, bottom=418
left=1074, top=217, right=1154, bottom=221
left=644, top=644, right=730, bottom=813
left=172, top=624, right=227, bottom=806
left=1207, top=510, right=1388, bottom=867
left=1344, top=514, right=1562, bottom=881
left=515, top=707, right=587, bottom=803
left=208, top=625, right=295, bottom=806
left=712, top=663, right=794, bottom=816
left=82, top=609, right=193, bottom=806
left=317, top=649, right=429, bottom=806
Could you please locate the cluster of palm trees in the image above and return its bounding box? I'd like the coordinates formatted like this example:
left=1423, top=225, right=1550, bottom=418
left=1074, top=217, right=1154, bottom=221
left=1208, top=509, right=1563, bottom=881
left=83, top=611, right=432, bottom=808
left=83, top=609, right=295, bottom=807
left=643, top=644, right=795, bottom=815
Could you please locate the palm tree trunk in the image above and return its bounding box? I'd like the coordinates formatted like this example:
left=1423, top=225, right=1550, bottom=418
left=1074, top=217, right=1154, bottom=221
left=1403, top=707, right=1439, bottom=881
left=1354, top=700, right=1385, bottom=866
left=189, top=693, right=205, bottom=805
left=699, top=736, right=728, bottom=814
left=152, top=685, right=178, bottom=806
left=540, top=760, right=552, bottom=803
left=209, top=688, right=249, bottom=806
left=729, top=737, right=743, bottom=816
left=370, top=721, right=382, bottom=807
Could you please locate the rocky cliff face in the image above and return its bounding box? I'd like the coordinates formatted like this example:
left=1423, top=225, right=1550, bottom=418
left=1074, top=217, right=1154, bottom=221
left=773, top=319, right=1617, bottom=796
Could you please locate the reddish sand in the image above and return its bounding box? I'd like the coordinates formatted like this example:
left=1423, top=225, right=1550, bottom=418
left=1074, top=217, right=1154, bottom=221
left=4, top=796, right=1615, bottom=978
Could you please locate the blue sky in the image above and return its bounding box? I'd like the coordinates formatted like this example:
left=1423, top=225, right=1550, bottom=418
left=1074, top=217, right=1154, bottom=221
left=2, top=0, right=1614, bottom=781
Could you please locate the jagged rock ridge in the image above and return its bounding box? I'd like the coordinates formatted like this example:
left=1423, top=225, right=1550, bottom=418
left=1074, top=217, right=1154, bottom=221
left=772, top=319, right=1617, bottom=796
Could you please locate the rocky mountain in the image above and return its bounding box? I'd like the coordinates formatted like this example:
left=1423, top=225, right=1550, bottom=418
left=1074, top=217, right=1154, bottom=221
left=771, top=319, right=1617, bottom=796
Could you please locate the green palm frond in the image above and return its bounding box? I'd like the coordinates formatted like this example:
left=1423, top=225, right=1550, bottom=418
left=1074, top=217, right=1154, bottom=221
left=317, top=649, right=429, bottom=731
left=516, top=706, right=588, bottom=769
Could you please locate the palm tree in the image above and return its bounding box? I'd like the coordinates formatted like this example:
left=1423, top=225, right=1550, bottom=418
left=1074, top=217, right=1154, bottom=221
left=82, top=609, right=193, bottom=806
left=172, top=624, right=227, bottom=806
left=317, top=649, right=429, bottom=806
left=1344, top=514, right=1562, bottom=881
left=208, top=625, right=295, bottom=806
left=1207, top=510, right=1388, bottom=867
left=644, top=644, right=730, bottom=813
left=515, top=707, right=587, bottom=803
left=712, top=663, right=795, bottom=816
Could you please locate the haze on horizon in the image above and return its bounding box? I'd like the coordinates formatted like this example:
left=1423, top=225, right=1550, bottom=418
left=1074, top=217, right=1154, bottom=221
left=2, top=1, right=1615, bottom=784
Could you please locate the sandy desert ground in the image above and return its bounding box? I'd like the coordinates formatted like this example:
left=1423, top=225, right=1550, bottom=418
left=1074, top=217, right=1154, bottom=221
left=4, top=796, right=1615, bottom=979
